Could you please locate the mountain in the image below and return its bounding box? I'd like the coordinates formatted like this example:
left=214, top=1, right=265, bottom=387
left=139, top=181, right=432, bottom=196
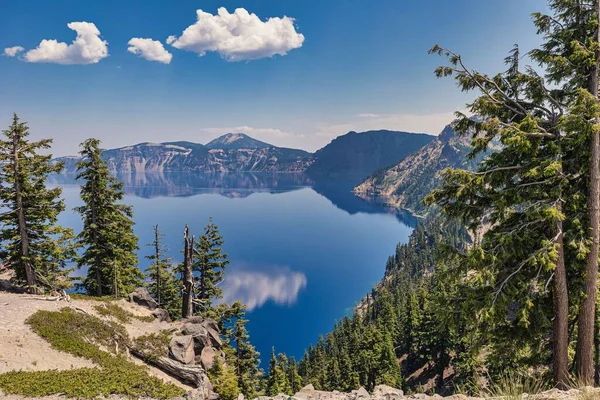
left=306, top=130, right=434, bottom=184
left=205, top=133, right=271, bottom=149
left=353, top=124, right=480, bottom=216
left=56, top=135, right=313, bottom=174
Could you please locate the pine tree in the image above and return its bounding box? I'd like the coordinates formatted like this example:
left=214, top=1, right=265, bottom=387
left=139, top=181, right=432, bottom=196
left=287, top=357, right=303, bottom=394
left=209, top=356, right=240, bottom=400
left=0, top=114, right=74, bottom=292
left=193, top=218, right=229, bottom=314
left=75, top=138, right=142, bottom=297
left=233, top=313, right=262, bottom=399
left=145, top=224, right=180, bottom=318
left=266, top=348, right=291, bottom=396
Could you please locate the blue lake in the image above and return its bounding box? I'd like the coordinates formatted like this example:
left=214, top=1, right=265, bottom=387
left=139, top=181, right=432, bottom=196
left=50, top=172, right=413, bottom=365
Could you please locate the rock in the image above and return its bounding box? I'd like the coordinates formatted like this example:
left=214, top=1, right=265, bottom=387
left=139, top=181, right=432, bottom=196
left=373, top=385, right=403, bottom=400
left=185, top=388, right=205, bottom=400
left=355, top=387, right=370, bottom=399
left=128, top=287, right=158, bottom=310
left=295, top=384, right=315, bottom=399
left=237, top=394, right=245, bottom=400
left=169, top=335, right=195, bottom=364
left=200, top=346, right=217, bottom=370
left=206, top=326, right=223, bottom=348
left=202, top=318, right=220, bottom=333
left=152, top=308, right=172, bottom=322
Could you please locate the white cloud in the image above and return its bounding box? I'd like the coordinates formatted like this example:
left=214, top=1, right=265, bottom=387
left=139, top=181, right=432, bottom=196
left=221, top=265, right=307, bottom=310
left=356, top=113, right=379, bottom=118
left=167, top=7, right=304, bottom=62
left=127, top=38, right=172, bottom=64
left=23, top=22, right=108, bottom=65
left=3, top=46, right=24, bottom=57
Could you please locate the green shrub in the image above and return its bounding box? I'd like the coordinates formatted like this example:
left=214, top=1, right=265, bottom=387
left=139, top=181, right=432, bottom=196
left=0, top=308, right=184, bottom=399
left=94, top=302, right=155, bottom=324
left=134, top=331, right=172, bottom=362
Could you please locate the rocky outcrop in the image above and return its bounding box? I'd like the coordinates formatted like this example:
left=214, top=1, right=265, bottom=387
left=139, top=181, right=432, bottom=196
left=152, top=308, right=172, bottom=322
left=128, top=287, right=159, bottom=310
left=169, top=335, right=195, bottom=365
left=257, top=384, right=600, bottom=400
left=354, top=125, right=480, bottom=216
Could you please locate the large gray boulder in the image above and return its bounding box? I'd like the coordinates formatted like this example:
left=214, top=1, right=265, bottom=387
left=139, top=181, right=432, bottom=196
left=152, top=308, right=172, bottom=322
left=372, top=385, right=403, bottom=400
left=200, top=346, right=217, bottom=370
left=128, top=287, right=158, bottom=310
left=169, top=335, right=195, bottom=365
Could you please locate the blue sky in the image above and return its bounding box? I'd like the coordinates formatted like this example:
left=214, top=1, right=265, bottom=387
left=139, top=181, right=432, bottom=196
left=0, top=0, right=547, bottom=156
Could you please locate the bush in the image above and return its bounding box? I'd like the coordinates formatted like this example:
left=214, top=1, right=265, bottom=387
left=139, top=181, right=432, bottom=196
left=94, top=302, right=155, bottom=323
left=0, top=308, right=184, bottom=399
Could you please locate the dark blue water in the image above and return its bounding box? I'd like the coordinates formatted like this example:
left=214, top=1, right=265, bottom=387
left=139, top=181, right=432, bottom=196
left=51, top=172, right=413, bottom=364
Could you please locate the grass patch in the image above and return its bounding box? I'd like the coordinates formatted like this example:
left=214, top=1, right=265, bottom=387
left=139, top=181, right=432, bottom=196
left=94, top=302, right=155, bottom=324
left=482, top=372, right=548, bottom=400
left=0, top=308, right=184, bottom=399
left=134, top=331, right=172, bottom=362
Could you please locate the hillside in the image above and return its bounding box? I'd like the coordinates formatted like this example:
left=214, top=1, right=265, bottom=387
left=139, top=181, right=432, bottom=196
left=306, top=130, right=434, bottom=184
left=353, top=125, right=479, bottom=216
left=55, top=134, right=313, bottom=174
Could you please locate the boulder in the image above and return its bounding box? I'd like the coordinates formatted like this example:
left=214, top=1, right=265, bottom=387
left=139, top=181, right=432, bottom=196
left=237, top=394, right=245, bottom=400
left=373, top=385, right=403, bottom=400
left=128, top=287, right=158, bottom=310
left=185, top=388, right=205, bottom=400
left=206, top=326, right=223, bottom=348
left=152, top=308, right=172, bottom=322
left=202, top=318, right=220, bottom=333
left=170, top=335, right=195, bottom=365
left=200, top=346, right=218, bottom=370
left=355, top=387, right=370, bottom=399
left=295, top=384, right=316, bottom=399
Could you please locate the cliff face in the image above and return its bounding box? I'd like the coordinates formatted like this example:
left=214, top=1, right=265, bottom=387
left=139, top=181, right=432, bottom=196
left=56, top=139, right=314, bottom=174
left=353, top=125, right=477, bottom=215
left=306, top=130, right=434, bottom=184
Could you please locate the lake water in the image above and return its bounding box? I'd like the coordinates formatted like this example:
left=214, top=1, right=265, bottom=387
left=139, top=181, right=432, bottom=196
left=50, top=172, right=413, bottom=364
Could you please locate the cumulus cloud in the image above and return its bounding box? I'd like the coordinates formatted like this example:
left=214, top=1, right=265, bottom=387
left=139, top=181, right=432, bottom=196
left=167, top=7, right=304, bottom=62
left=3, top=46, right=24, bottom=57
left=221, top=265, right=307, bottom=311
left=127, top=38, right=172, bottom=64
left=23, top=22, right=108, bottom=64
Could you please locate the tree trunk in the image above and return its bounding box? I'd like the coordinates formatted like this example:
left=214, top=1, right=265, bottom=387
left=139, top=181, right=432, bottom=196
left=154, top=224, right=161, bottom=305
left=182, top=225, right=194, bottom=318
left=12, top=129, right=35, bottom=290
left=576, top=0, right=600, bottom=383
left=553, top=224, right=569, bottom=389
left=595, top=305, right=600, bottom=385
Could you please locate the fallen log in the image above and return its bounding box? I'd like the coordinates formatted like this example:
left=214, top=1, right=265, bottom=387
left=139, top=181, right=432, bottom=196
left=130, top=348, right=207, bottom=388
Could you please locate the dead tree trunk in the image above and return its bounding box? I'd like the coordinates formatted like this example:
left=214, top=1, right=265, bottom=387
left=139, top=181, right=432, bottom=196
left=182, top=225, right=194, bottom=318
left=130, top=348, right=207, bottom=388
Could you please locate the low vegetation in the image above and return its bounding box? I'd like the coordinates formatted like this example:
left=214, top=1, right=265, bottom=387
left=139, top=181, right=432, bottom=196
left=0, top=308, right=185, bottom=399
left=94, top=302, right=155, bottom=323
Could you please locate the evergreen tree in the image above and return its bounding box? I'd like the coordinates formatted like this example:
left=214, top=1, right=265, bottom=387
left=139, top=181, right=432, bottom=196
left=233, top=312, right=262, bottom=399
left=0, top=114, right=74, bottom=292
left=194, top=218, right=229, bottom=314
left=287, top=357, right=303, bottom=394
left=266, top=348, right=290, bottom=396
left=145, top=224, right=180, bottom=318
left=75, top=138, right=142, bottom=297
left=209, top=356, right=240, bottom=400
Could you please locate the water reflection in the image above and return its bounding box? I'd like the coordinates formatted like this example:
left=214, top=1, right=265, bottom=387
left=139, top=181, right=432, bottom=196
left=49, top=172, right=416, bottom=226
left=221, top=263, right=307, bottom=311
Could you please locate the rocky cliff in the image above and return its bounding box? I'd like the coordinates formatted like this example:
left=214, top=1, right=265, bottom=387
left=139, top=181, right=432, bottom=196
left=353, top=125, right=478, bottom=216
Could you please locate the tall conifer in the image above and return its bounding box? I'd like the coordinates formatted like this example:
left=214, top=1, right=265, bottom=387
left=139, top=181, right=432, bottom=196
left=0, top=114, right=74, bottom=292
left=75, top=138, right=142, bottom=296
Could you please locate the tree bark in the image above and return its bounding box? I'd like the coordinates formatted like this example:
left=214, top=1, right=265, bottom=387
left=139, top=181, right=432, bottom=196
left=576, top=0, right=600, bottom=383
left=182, top=225, right=194, bottom=318
left=12, top=126, right=35, bottom=290
left=553, top=224, right=569, bottom=389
